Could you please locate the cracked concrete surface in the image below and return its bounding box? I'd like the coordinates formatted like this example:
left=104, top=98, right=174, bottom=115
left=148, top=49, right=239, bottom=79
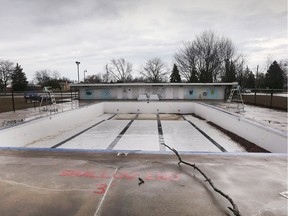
left=0, top=150, right=286, bottom=216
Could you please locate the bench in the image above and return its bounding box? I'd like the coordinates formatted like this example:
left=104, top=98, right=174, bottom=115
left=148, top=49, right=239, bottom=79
left=149, top=94, right=159, bottom=101
left=137, top=94, right=148, bottom=101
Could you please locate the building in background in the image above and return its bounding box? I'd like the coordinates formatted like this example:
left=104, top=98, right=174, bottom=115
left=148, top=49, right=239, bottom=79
left=70, top=83, right=237, bottom=100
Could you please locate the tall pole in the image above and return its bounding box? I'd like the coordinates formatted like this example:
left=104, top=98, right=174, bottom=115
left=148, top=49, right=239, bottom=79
left=75, top=61, right=80, bottom=83
left=84, top=70, right=87, bottom=83
left=255, top=65, right=259, bottom=89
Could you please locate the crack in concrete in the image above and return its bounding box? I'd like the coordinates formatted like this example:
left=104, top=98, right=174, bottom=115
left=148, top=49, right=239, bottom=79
left=0, top=179, right=94, bottom=192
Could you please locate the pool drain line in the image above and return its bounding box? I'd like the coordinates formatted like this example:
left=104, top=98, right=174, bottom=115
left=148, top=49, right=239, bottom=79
left=106, top=114, right=139, bottom=150
left=181, top=115, right=227, bottom=152
left=51, top=114, right=117, bottom=148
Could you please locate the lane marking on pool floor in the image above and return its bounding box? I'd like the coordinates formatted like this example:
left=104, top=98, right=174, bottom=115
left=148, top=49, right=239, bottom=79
left=181, top=115, right=227, bottom=152
left=51, top=114, right=117, bottom=148
left=106, top=114, right=139, bottom=150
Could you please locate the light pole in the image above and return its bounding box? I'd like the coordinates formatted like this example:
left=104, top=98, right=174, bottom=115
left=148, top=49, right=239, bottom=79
left=75, top=61, right=80, bottom=83
left=84, top=70, right=87, bottom=83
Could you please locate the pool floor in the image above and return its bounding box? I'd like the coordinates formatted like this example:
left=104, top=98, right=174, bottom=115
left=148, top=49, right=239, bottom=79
left=52, top=114, right=245, bottom=153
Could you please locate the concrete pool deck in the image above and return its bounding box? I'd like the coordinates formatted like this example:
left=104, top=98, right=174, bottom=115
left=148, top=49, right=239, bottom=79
left=0, top=100, right=81, bottom=130
left=0, top=150, right=286, bottom=216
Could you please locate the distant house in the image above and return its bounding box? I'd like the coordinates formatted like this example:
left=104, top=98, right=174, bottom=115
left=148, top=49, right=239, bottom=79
left=6, top=84, right=12, bottom=92
left=59, top=81, right=71, bottom=92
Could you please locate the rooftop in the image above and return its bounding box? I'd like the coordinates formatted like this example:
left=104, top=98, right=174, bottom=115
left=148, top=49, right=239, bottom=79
left=70, top=82, right=238, bottom=87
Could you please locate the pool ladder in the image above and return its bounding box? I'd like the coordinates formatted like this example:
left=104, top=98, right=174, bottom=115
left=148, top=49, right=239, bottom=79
left=39, top=87, right=58, bottom=113
left=226, top=85, right=244, bottom=112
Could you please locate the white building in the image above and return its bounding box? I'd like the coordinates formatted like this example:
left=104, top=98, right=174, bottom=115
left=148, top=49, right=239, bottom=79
left=70, top=82, right=238, bottom=100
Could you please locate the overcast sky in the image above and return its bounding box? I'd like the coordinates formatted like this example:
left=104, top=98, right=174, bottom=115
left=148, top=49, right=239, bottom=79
left=0, top=0, right=287, bottom=81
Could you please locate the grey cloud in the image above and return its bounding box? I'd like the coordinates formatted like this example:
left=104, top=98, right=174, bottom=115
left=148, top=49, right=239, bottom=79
left=0, top=0, right=286, bottom=80
left=27, top=0, right=143, bottom=26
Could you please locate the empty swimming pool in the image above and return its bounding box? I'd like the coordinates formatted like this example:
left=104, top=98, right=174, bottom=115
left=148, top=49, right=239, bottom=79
left=1, top=101, right=286, bottom=153
left=49, top=113, right=244, bottom=152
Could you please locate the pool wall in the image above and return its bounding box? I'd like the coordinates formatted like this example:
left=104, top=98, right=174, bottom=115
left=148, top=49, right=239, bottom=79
left=0, top=102, right=286, bottom=153
left=193, top=103, right=287, bottom=153
left=0, top=103, right=104, bottom=148
left=104, top=101, right=194, bottom=114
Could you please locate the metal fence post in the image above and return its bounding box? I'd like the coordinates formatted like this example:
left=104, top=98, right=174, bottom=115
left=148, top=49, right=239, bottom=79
left=60, top=89, right=63, bottom=103
left=11, top=90, right=15, bottom=112
left=270, top=91, right=273, bottom=109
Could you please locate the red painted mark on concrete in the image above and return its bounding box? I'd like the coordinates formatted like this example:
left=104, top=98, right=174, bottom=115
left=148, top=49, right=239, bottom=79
left=60, top=170, right=96, bottom=178
left=94, top=183, right=107, bottom=195
left=59, top=169, right=181, bottom=195
left=93, top=182, right=116, bottom=195
left=113, top=172, right=138, bottom=180
left=59, top=170, right=181, bottom=182
left=145, top=172, right=181, bottom=181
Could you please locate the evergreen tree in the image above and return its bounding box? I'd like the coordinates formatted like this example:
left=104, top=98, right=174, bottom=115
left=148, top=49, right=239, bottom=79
left=256, top=72, right=266, bottom=89
left=246, top=71, right=255, bottom=88
left=224, top=59, right=236, bottom=82
left=189, top=67, right=199, bottom=82
left=236, top=71, right=243, bottom=87
left=11, top=63, right=28, bottom=91
left=170, top=64, right=181, bottom=83
left=265, top=61, right=284, bottom=89
left=242, top=67, right=255, bottom=88
left=199, top=69, right=212, bottom=82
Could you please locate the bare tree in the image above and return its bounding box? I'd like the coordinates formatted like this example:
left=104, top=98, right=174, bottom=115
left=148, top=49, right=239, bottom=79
left=175, top=30, right=240, bottom=83
left=279, top=59, right=288, bottom=87
left=140, top=58, right=169, bottom=83
left=194, top=30, right=220, bottom=82
left=33, top=69, right=63, bottom=89
left=175, top=41, right=198, bottom=82
left=234, top=55, right=246, bottom=85
left=104, top=64, right=110, bottom=83
left=85, top=73, right=103, bottom=83
left=107, top=58, right=133, bottom=82
left=0, top=59, right=14, bottom=94
left=265, top=55, right=274, bottom=71
left=34, top=70, right=51, bottom=86
left=51, top=71, right=60, bottom=80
